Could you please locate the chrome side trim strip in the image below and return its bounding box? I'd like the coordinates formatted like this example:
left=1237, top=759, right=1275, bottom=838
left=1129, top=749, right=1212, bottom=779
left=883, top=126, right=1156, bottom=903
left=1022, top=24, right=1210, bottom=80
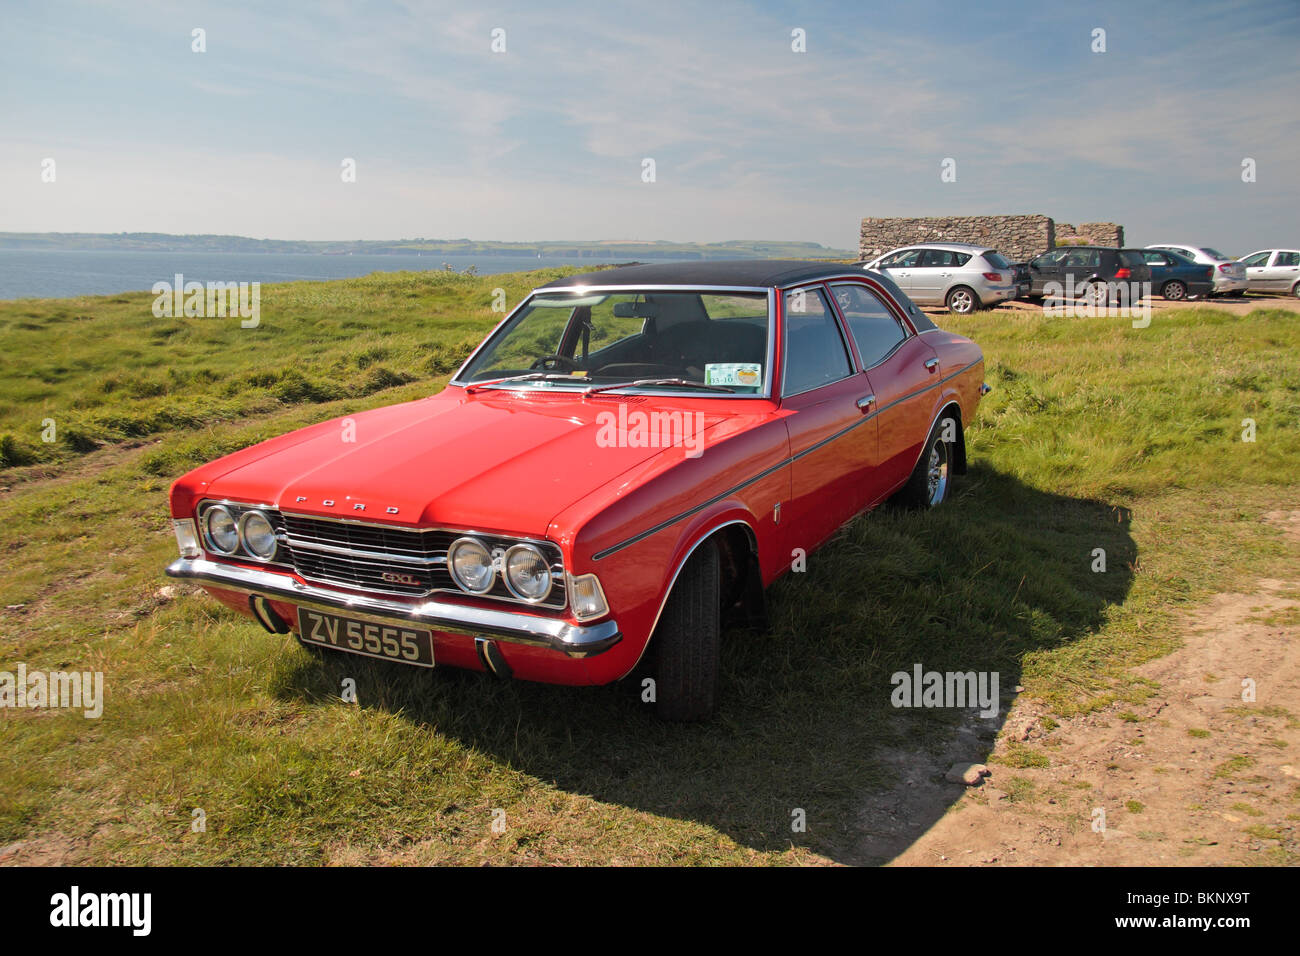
left=165, top=558, right=620, bottom=658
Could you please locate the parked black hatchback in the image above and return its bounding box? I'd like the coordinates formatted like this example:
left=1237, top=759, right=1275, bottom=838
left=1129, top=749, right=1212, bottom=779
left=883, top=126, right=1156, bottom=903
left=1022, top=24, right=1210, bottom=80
left=1027, top=246, right=1153, bottom=302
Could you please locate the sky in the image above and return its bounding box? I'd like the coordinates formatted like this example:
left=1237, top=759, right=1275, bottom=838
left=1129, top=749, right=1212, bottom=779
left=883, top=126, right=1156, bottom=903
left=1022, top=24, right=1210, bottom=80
left=2, top=0, right=1297, bottom=254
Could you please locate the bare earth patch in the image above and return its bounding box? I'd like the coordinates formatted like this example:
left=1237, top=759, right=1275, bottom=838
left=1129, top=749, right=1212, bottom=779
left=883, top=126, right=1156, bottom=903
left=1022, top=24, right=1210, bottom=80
left=867, top=510, right=1300, bottom=866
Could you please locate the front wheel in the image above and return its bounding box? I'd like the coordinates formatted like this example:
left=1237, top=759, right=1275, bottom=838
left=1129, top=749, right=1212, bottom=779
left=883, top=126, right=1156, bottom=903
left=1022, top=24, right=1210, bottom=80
left=1161, top=280, right=1187, bottom=301
left=946, top=286, right=978, bottom=315
left=893, top=415, right=957, bottom=509
left=650, top=541, right=721, bottom=721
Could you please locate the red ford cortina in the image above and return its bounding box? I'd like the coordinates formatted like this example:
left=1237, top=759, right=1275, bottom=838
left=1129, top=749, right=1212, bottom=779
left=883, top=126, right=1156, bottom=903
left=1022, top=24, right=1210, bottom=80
left=166, top=260, right=988, bottom=720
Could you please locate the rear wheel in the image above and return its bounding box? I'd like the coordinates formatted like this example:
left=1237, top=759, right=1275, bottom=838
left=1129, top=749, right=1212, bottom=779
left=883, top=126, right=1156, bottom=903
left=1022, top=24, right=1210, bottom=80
left=1161, top=280, right=1187, bottom=301
left=946, top=286, right=978, bottom=315
left=893, top=415, right=957, bottom=509
left=651, top=541, right=721, bottom=722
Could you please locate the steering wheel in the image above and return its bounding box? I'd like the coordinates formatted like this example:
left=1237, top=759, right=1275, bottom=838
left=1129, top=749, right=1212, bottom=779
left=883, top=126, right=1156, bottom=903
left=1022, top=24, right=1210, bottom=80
left=529, top=355, right=581, bottom=372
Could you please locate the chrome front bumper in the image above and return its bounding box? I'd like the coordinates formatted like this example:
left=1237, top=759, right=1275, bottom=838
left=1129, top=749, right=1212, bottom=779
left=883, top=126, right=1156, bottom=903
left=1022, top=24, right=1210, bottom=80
left=165, top=558, right=622, bottom=658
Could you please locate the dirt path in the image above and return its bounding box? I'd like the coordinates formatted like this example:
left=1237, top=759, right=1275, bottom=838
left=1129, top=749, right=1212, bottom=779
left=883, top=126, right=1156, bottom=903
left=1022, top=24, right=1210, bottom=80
left=857, top=510, right=1300, bottom=866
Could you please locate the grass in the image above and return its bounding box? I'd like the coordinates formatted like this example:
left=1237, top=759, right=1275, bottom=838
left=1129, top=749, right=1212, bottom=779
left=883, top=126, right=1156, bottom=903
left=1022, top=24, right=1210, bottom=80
left=0, top=273, right=1298, bottom=864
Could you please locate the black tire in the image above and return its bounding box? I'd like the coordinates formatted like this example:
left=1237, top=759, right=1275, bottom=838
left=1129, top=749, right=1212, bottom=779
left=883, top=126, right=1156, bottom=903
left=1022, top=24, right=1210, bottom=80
left=893, top=414, right=957, bottom=509
left=945, top=286, right=978, bottom=315
left=1161, top=280, right=1187, bottom=301
left=1292, top=282, right=1300, bottom=299
left=651, top=541, right=721, bottom=722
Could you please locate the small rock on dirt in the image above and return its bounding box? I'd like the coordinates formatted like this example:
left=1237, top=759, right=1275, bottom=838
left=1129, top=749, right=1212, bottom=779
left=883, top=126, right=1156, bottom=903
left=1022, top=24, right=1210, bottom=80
left=945, top=763, right=989, bottom=786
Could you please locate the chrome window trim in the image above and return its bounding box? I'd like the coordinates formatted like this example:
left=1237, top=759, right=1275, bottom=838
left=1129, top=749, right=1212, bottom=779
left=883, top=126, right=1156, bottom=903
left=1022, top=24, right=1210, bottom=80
left=450, top=285, right=777, bottom=400
left=779, top=284, right=857, bottom=399
left=826, top=280, right=913, bottom=372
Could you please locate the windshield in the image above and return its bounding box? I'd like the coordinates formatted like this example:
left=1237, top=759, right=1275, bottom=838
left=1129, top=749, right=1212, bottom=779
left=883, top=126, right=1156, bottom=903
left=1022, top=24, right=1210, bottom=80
left=457, top=290, right=770, bottom=394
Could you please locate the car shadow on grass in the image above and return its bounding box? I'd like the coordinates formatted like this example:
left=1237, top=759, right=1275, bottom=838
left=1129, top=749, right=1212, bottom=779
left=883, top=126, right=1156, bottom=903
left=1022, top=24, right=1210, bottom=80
left=272, top=463, right=1135, bottom=865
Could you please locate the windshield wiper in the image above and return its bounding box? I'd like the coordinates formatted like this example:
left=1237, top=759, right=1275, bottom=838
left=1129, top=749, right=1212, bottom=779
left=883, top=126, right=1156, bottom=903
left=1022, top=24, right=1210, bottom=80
left=463, top=373, right=589, bottom=394
left=582, top=378, right=735, bottom=397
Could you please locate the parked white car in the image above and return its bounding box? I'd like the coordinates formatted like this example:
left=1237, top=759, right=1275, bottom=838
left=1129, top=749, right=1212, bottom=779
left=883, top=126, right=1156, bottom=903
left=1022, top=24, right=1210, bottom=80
left=858, top=242, right=1018, bottom=314
left=1145, top=244, right=1247, bottom=297
left=1237, top=249, right=1300, bottom=297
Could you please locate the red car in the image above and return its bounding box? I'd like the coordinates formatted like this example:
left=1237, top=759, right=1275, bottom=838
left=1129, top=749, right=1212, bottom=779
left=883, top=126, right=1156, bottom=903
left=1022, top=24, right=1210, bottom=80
left=165, top=261, right=987, bottom=720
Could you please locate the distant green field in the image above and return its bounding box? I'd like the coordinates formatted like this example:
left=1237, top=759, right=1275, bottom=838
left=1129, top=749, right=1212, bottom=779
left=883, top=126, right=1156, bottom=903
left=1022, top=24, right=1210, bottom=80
left=0, top=270, right=1297, bottom=865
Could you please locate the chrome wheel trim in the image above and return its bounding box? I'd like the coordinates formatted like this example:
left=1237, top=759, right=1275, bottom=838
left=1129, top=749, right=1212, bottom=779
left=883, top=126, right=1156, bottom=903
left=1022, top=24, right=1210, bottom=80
left=1164, top=281, right=1186, bottom=300
left=948, top=288, right=974, bottom=314
left=926, top=436, right=950, bottom=506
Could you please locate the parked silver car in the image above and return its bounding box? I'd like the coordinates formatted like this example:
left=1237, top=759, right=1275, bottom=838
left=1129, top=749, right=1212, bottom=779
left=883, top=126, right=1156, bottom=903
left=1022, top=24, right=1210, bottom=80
left=1238, top=249, right=1300, bottom=297
left=1145, top=244, right=1247, bottom=296
left=858, top=242, right=1018, bottom=314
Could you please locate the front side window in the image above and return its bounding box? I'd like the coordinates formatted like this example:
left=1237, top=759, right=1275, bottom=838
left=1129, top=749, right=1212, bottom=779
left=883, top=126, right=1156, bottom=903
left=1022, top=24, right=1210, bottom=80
left=1063, top=249, right=1102, bottom=269
left=879, top=249, right=923, bottom=268
left=457, top=290, right=770, bottom=394
left=831, top=284, right=907, bottom=368
left=1240, top=251, right=1271, bottom=267
left=782, top=287, right=852, bottom=396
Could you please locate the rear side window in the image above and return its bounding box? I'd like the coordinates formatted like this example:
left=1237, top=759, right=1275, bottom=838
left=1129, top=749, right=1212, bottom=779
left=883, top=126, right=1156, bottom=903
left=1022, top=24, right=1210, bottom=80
left=1278, top=252, right=1300, bottom=267
left=830, top=283, right=908, bottom=368
left=918, top=249, right=970, bottom=267
left=782, top=288, right=853, bottom=396
left=1142, top=251, right=1168, bottom=265
left=982, top=251, right=1011, bottom=269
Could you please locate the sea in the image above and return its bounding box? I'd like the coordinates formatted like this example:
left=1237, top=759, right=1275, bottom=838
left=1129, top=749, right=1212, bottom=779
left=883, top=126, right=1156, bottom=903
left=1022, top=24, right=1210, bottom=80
left=0, top=250, right=653, bottom=300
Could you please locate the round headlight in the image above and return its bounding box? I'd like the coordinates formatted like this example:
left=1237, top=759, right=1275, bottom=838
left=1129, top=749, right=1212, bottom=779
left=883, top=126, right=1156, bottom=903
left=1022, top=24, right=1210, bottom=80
left=239, top=510, right=278, bottom=560
left=204, top=506, right=239, bottom=554
left=448, top=537, right=495, bottom=594
left=504, top=544, right=552, bottom=602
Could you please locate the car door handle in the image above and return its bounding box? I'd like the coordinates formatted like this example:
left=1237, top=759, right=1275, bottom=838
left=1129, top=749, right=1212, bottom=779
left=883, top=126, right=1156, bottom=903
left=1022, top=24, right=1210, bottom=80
left=856, top=394, right=876, bottom=411
left=924, top=358, right=939, bottom=372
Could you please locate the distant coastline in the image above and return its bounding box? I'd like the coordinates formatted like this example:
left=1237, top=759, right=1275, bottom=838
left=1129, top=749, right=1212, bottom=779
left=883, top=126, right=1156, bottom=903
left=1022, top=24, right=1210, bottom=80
left=0, top=231, right=855, bottom=260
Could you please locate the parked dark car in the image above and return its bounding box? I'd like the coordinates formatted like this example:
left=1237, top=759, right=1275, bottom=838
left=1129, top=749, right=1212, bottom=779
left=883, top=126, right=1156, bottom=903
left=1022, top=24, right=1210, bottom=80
left=1009, top=261, right=1031, bottom=298
left=1140, top=249, right=1214, bottom=300
left=1027, top=246, right=1153, bottom=305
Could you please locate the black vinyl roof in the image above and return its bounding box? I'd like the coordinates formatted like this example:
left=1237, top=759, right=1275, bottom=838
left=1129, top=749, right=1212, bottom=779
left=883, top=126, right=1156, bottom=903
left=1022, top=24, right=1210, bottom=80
left=537, top=259, right=864, bottom=289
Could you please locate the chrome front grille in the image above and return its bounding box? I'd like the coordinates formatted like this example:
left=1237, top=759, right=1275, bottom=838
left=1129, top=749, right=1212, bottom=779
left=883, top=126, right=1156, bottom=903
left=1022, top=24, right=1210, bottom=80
left=279, top=513, right=566, bottom=608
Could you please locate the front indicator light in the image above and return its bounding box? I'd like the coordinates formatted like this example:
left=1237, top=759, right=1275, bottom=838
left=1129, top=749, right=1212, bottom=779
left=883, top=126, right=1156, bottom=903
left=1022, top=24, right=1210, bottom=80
left=448, top=537, right=495, bottom=594
left=504, top=544, right=552, bottom=603
left=239, top=510, right=278, bottom=561
left=173, top=518, right=201, bottom=558
left=568, top=573, right=609, bottom=621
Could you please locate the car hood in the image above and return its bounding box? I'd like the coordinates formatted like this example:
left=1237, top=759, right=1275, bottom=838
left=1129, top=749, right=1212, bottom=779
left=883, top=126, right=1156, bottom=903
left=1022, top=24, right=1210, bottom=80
left=202, top=389, right=739, bottom=536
